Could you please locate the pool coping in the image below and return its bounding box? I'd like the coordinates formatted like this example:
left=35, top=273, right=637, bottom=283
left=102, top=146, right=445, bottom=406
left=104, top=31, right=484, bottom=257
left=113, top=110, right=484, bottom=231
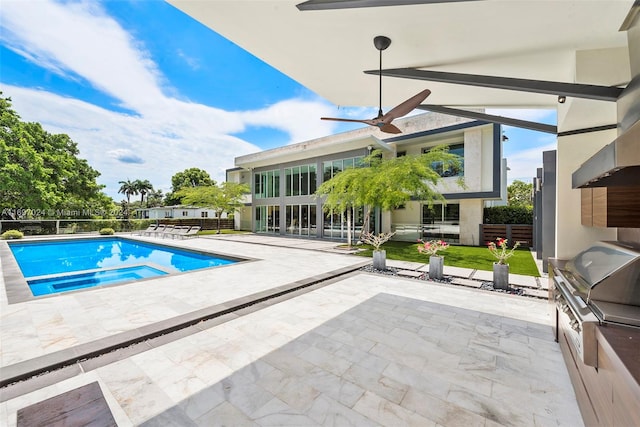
left=0, top=259, right=370, bottom=395
left=0, top=236, right=256, bottom=304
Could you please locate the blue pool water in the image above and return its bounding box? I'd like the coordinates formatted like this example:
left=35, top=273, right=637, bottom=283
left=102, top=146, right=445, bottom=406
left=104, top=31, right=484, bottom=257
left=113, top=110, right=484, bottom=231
left=28, top=266, right=167, bottom=296
left=9, top=237, right=237, bottom=296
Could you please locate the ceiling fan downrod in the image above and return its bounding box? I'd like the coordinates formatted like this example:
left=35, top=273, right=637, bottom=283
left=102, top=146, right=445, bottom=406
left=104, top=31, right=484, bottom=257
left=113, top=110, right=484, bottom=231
left=374, top=36, right=391, bottom=118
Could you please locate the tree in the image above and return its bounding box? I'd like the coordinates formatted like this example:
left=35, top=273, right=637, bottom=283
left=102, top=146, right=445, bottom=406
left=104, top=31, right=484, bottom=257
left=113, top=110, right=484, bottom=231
left=146, top=189, right=164, bottom=207
left=171, top=168, right=215, bottom=192
left=507, top=180, right=533, bottom=208
left=167, top=168, right=215, bottom=206
left=0, top=93, right=113, bottom=218
left=315, top=146, right=462, bottom=246
left=133, top=179, right=153, bottom=205
left=118, top=179, right=138, bottom=204
left=177, top=181, right=249, bottom=232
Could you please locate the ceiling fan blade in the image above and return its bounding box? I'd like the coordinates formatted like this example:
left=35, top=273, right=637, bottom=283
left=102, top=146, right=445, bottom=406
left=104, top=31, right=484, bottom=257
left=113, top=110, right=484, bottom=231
left=379, top=123, right=402, bottom=134
left=297, top=0, right=482, bottom=11
left=382, top=89, right=431, bottom=122
left=321, top=117, right=374, bottom=124
left=322, top=116, right=399, bottom=133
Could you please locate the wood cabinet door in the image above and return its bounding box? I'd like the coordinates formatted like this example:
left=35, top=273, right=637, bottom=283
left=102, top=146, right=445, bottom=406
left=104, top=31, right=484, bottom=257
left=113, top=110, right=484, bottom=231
left=581, top=188, right=593, bottom=226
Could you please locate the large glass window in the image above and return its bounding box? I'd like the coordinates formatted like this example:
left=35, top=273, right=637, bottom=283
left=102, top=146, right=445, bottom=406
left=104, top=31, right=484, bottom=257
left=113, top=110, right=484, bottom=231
left=423, top=143, right=464, bottom=177
left=285, top=164, right=316, bottom=196
left=421, top=203, right=460, bottom=243
left=322, top=206, right=369, bottom=240
left=254, top=170, right=280, bottom=199
left=285, top=204, right=317, bottom=236
left=322, top=156, right=365, bottom=182
left=255, top=205, right=280, bottom=233
left=309, top=165, right=317, bottom=194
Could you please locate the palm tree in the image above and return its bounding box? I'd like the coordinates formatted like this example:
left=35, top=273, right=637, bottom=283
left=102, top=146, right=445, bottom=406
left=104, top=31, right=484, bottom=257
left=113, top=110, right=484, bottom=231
left=134, top=179, right=153, bottom=206
left=146, top=189, right=164, bottom=207
left=118, top=179, right=138, bottom=204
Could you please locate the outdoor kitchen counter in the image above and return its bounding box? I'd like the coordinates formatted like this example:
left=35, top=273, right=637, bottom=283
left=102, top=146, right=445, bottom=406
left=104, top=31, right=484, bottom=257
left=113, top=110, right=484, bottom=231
left=597, top=324, right=640, bottom=385
left=595, top=324, right=640, bottom=427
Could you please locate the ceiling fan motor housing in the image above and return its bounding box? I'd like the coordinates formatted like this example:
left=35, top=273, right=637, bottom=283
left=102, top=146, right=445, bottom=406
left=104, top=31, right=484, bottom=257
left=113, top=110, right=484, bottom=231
left=374, top=36, right=391, bottom=51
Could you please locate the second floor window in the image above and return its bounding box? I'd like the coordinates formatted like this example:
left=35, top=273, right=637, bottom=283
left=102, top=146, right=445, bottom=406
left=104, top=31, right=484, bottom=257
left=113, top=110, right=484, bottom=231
left=285, top=164, right=317, bottom=196
left=322, top=156, right=365, bottom=182
left=423, top=143, right=464, bottom=177
left=254, top=169, right=280, bottom=199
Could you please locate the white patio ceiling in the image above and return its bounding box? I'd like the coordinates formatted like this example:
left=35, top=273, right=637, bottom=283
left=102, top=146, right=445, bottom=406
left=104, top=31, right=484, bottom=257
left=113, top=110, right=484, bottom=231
left=168, top=0, right=633, bottom=111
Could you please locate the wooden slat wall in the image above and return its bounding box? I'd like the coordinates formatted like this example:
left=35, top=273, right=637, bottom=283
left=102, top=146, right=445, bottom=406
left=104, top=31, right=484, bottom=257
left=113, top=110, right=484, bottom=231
left=480, top=224, right=533, bottom=248
left=158, top=218, right=235, bottom=230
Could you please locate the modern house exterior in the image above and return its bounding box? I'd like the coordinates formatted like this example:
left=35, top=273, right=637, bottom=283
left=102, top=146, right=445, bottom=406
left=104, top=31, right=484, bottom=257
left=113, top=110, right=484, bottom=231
left=226, top=112, right=506, bottom=246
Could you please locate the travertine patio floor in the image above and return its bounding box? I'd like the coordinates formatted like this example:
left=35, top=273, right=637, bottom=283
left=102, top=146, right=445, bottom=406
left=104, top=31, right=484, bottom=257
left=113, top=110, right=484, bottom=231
left=0, top=235, right=582, bottom=426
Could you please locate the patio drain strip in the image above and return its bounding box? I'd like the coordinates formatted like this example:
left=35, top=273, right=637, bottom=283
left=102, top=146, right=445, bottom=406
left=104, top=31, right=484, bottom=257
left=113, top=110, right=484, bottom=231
left=0, top=260, right=370, bottom=401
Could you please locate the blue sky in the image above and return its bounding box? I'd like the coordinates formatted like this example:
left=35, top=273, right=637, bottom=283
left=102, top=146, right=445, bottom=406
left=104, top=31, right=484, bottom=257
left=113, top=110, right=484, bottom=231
left=1, top=0, right=556, bottom=201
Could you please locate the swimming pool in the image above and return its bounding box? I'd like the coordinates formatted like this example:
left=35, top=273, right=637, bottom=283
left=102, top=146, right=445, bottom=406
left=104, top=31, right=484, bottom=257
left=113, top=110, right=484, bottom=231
left=8, top=237, right=238, bottom=296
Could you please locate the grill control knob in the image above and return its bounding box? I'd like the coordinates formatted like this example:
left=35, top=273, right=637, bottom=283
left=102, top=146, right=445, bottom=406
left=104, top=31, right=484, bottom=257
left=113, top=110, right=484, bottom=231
left=570, top=320, right=580, bottom=332
left=561, top=304, right=570, bottom=313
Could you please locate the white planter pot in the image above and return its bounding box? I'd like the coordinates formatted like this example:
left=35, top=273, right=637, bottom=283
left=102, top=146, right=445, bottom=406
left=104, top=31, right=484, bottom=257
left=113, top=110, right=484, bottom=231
left=493, top=262, right=510, bottom=290
left=373, top=250, right=386, bottom=270
left=429, top=255, right=444, bottom=280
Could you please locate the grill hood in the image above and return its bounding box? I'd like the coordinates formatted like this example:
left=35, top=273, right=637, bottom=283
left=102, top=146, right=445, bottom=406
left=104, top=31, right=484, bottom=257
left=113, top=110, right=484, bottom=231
left=563, top=241, right=640, bottom=305
left=572, top=119, right=640, bottom=188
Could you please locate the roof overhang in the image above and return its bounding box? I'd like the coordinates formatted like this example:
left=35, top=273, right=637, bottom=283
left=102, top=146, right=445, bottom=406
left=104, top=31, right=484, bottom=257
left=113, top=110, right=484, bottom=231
left=168, top=0, right=633, bottom=111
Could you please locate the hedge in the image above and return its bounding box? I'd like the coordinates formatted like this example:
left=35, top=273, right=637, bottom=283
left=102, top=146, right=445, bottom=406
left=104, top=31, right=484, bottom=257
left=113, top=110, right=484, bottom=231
left=484, top=206, right=533, bottom=224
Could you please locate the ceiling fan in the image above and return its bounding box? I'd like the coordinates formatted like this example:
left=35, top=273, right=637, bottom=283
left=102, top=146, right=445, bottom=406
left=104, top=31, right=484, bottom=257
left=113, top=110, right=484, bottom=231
left=321, top=36, right=431, bottom=134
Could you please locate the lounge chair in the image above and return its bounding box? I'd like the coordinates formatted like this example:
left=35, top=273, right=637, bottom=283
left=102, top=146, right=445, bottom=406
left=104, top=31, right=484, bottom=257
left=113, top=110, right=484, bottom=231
left=180, top=226, right=201, bottom=239
left=153, top=225, right=167, bottom=237
left=167, top=226, right=190, bottom=239
left=160, top=225, right=175, bottom=238
left=137, top=225, right=157, bottom=236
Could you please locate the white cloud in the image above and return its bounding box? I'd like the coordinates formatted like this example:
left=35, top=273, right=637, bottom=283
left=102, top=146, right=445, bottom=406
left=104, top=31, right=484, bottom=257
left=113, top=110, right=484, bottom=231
left=506, top=141, right=557, bottom=184
left=176, top=49, right=201, bottom=70
left=483, top=108, right=557, bottom=184
left=1, top=0, right=346, bottom=199
left=4, top=85, right=261, bottom=199
left=0, top=0, right=169, bottom=113
left=240, top=98, right=340, bottom=143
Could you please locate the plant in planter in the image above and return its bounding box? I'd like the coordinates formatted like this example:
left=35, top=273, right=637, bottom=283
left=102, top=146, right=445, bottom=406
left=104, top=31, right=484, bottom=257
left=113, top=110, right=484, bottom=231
left=417, top=239, right=449, bottom=280
left=361, top=231, right=396, bottom=270
left=1, top=229, right=24, bottom=240
left=487, top=237, right=520, bottom=289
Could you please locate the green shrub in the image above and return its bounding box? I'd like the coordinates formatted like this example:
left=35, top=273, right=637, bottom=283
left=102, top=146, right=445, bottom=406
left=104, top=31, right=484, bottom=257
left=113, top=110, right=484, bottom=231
left=2, top=229, right=24, bottom=240
left=99, top=227, right=115, bottom=235
left=484, top=206, right=533, bottom=224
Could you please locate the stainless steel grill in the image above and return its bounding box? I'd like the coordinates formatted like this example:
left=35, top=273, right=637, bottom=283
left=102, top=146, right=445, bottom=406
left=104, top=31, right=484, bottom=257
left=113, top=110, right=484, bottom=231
left=551, top=241, right=640, bottom=367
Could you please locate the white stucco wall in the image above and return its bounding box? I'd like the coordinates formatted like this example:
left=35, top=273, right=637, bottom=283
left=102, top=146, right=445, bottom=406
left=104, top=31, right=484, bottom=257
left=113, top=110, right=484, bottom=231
left=459, top=199, right=483, bottom=246
left=462, top=128, right=482, bottom=192
left=556, top=109, right=618, bottom=259
left=391, top=201, right=421, bottom=225
left=554, top=44, right=629, bottom=259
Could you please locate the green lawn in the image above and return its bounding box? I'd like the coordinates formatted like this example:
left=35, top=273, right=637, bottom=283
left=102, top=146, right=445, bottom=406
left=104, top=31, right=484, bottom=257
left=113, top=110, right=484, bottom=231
left=356, top=241, right=540, bottom=276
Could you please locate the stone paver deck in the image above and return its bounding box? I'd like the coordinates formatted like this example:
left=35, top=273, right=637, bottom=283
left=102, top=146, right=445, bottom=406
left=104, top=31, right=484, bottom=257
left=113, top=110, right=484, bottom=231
left=0, top=235, right=365, bottom=370
left=1, top=234, right=579, bottom=426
